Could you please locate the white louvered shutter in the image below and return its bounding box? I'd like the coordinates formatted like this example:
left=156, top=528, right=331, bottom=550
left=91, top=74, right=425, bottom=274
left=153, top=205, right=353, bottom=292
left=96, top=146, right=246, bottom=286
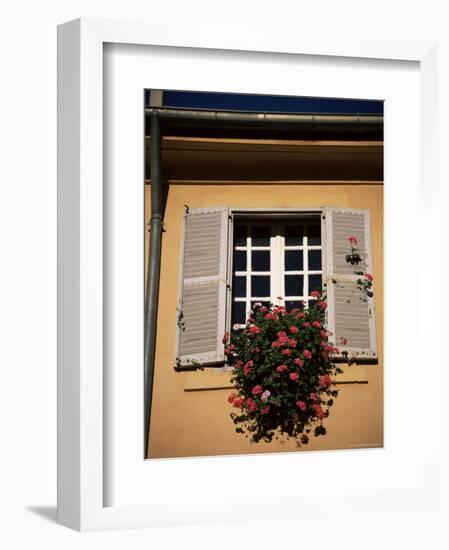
left=175, top=207, right=230, bottom=368
left=324, top=208, right=377, bottom=361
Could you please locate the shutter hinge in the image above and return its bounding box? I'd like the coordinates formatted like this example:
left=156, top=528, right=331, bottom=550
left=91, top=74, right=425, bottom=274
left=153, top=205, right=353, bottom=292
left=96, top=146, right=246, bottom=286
left=184, top=204, right=190, bottom=214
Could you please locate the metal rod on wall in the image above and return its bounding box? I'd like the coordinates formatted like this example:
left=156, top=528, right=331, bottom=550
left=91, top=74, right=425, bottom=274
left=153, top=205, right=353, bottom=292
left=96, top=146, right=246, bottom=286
left=144, top=111, right=163, bottom=457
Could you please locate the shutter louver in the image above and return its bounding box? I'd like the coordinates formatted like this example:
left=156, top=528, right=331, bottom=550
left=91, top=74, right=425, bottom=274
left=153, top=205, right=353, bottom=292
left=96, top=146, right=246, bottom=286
left=325, top=208, right=377, bottom=361
left=176, top=208, right=229, bottom=368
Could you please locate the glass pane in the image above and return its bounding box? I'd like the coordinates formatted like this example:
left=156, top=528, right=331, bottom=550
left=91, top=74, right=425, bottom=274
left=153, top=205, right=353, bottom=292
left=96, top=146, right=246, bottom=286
left=309, top=274, right=322, bottom=293
left=285, top=300, right=303, bottom=312
left=233, top=276, right=246, bottom=298
left=251, top=276, right=270, bottom=297
left=251, top=225, right=270, bottom=246
left=285, top=225, right=304, bottom=246
left=252, top=250, right=270, bottom=271
left=232, top=301, right=246, bottom=325
left=285, top=250, right=303, bottom=271
left=234, top=224, right=247, bottom=247
left=285, top=275, right=304, bottom=296
left=308, top=222, right=321, bottom=246
left=308, top=250, right=322, bottom=270
left=233, top=250, right=247, bottom=271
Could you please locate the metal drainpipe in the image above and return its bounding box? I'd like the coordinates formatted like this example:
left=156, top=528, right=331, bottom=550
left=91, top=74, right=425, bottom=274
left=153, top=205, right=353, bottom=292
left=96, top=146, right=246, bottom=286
left=144, top=111, right=163, bottom=457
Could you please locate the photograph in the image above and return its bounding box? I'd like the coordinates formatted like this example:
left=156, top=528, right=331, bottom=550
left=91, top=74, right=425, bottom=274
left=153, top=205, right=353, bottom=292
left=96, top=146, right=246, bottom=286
left=144, top=90, right=383, bottom=459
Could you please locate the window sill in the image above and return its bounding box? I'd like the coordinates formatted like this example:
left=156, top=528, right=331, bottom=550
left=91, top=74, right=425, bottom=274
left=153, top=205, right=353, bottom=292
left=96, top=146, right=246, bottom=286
left=182, top=363, right=373, bottom=391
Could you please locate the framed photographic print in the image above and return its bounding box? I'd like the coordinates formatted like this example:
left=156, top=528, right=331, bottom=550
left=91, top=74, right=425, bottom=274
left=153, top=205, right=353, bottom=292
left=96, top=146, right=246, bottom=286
left=58, top=18, right=441, bottom=531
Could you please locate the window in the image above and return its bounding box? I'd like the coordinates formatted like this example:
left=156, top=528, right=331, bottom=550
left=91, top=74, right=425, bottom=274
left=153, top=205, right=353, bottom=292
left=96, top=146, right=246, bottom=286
left=175, top=207, right=377, bottom=369
left=231, top=217, right=323, bottom=328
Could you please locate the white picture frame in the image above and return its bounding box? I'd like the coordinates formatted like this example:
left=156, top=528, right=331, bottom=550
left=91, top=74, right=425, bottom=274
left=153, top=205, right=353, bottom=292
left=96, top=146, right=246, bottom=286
left=57, top=17, right=442, bottom=531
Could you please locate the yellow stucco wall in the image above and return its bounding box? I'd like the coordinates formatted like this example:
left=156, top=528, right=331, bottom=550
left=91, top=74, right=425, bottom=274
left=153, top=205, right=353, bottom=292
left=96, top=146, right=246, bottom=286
left=146, top=182, right=383, bottom=459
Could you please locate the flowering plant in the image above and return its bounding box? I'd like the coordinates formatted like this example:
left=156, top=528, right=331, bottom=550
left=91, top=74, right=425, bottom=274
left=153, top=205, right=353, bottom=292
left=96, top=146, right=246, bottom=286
left=224, top=293, right=343, bottom=446
left=355, top=271, right=374, bottom=298
left=345, top=235, right=362, bottom=265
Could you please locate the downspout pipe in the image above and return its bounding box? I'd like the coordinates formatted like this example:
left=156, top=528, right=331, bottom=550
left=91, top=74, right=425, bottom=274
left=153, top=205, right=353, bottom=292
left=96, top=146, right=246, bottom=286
left=144, top=111, right=163, bottom=456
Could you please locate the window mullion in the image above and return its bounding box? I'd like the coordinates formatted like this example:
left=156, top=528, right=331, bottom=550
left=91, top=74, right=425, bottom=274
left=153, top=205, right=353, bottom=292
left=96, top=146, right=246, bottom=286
left=303, top=224, right=309, bottom=308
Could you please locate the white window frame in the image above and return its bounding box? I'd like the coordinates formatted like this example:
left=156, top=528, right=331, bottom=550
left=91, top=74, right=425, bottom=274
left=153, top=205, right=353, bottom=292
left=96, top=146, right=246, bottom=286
left=228, top=208, right=325, bottom=331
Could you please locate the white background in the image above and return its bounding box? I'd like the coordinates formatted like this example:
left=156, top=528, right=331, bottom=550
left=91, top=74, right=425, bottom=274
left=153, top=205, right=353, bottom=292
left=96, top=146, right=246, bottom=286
left=1, top=1, right=448, bottom=548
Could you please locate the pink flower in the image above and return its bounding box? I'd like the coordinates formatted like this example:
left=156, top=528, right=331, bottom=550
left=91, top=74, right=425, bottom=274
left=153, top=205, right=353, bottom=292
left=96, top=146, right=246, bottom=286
left=313, top=404, right=325, bottom=419
left=246, top=397, right=258, bottom=412
left=295, top=312, right=305, bottom=319
left=271, top=341, right=281, bottom=348
left=289, top=326, right=299, bottom=334
left=317, top=300, right=327, bottom=310
left=281, top=349, right=292, bottom=356
left=243, top=360, right=253, bottom=375
left=260, top=306, right=268, bottom=313
left=264, top=313, right=277, bottom=320
left=247, top=317, right=255, bottom=323
left=233, top=397, right=244, bottom=408
left=312, top=321, right=321, bottom=329
left=294, top=358, right=304, bottom=368
left=260, top=405, right=270, bottom=415
left=303, top=349, right=312, bottom=360
left=303, top=322, right=311, bottom=328
left=310, top=392, right=317, bottom=401
left=289, top=372, right=299, bottom=382
left=249, top=401, right=258, bottom=412
left=228, top=392, right=237, bottom=403
left=365, top=273, right=373, bottom=281
left=319, top=374, right=332, bottom=389
left=320, top=330, right=327, bottom=338
left=222, top=331, right=230, bottom=344
left=288, top=338, right=297, bottom=348
left=296, top=400, right=306, bottom=411
left=234, top=360, right=243, bottom=369
left=310, top=290, right=321, bottom=298
left=348, top=236, right=358, bottom=246
left=261, top=390, right=271, bottom=402
left=249, top=325, right=261, bottom=336
left=252, top=384, right=263, bottom=396
left=276, top=364, right=288, bottom=373
left=341, top=336, right=348, bottom=346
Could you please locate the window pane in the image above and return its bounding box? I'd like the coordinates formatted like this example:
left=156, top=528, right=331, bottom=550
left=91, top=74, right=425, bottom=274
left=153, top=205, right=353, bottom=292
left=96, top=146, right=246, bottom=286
left=251, top=225, right=270, bottom=246
left=233, top=276, right=246, bottom=298
left=285, top=275, right=304, bottom=296
left=285, top=300, right=303, bottom=312
left=251, top=276, right=270, bottom=297
left=308, top=223, right=321, bottom=246
left=252, top=250, right=270, bottom=271
left=285, top=250, right=303, bottom=271
left=308, top=250, right=322, bottom=270
left=232, top=301, right=246, bottom=325
left=234, top=224, right=247, bottom=247
left=285, top=225, right=304, bottom=246
left=233, top=250, right=247, bottom=271
left=309, top=274, right=322, bottom=293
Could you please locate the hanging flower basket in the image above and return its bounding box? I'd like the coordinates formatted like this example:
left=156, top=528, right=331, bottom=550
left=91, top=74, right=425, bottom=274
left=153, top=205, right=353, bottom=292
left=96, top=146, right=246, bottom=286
left=224, top=292, right=343, bottom=446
